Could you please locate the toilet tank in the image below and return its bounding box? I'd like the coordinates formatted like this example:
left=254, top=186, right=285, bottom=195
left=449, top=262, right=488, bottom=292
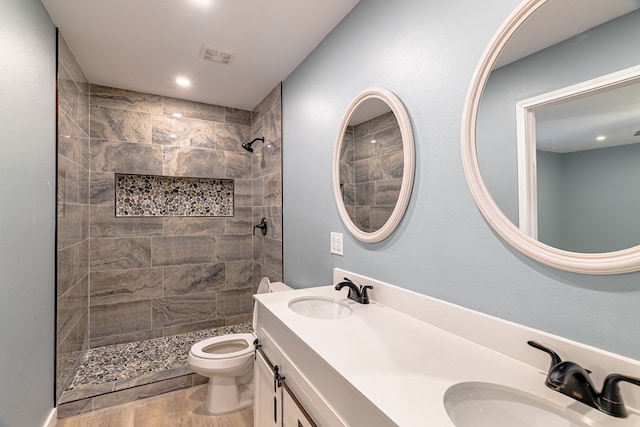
left=267, top=281, right=292, bottom=292
left=253, top=279, right=292, bottom=330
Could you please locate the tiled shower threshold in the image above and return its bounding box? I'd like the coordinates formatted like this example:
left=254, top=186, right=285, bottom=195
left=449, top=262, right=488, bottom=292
left=57, top=322, right=253, bottom=418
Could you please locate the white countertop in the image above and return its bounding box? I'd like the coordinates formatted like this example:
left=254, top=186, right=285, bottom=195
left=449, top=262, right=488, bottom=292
left=255, top=283, right=636, bottom=426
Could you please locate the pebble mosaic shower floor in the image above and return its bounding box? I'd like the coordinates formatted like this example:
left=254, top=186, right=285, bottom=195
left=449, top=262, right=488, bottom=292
left=62, top=322, right=253, bottom=400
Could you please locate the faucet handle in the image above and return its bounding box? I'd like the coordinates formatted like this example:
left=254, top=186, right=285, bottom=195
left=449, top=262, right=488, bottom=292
left=599, top=373, right=640, bottom=418
left=359, top=285, right=373, bottom=304
left=527, top=341, right=562, bottom=371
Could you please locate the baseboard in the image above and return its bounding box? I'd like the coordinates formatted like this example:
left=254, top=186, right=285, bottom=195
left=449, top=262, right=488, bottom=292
left=43, top=407, right=57, bottom=427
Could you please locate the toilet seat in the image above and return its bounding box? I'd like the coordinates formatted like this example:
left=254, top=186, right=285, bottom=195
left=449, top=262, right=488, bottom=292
left=189, top=333, right=255, bottom=360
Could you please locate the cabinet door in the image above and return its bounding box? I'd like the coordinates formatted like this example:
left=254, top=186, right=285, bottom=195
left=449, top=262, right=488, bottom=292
left=254, top=351, right=281, bottom=427
left=282, top=384, right=317, bottom=427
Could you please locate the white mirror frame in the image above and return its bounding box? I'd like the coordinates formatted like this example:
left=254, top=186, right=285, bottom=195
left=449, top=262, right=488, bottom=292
left=333, top=87, right=415, bottom=243
left=461, top=0, right=640, bottom=274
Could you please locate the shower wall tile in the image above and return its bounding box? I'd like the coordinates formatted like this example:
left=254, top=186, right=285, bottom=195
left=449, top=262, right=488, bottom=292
left=59, top=78, right=81, bottom=125
left=58, top=137, right=90, bottom=173
left=234, top=179, right=253, bottom=207
left=151, top=115, right=217, bottom=148
left=162, top=216, right=226, bottom=236
left=89, top=329, right=163, bottom=349
left=89, top=85, right=163, bottom=114
left=225, top=107, right=252, bottom=127
left=217, top=288, right=253, bottom=317
left=162, top=97, right=226, bottom=122
left=90, top=300, right=152, bottom=339
left=89, top=172, right=115, bottom=205
left=225, top=260, right=253, bottom=289
left=90, top=268, right=164, bottom=305
left=163, top=263, right=225, bottom=296
left=216, top=123, right=251, bottom=152
left=225, top=151, right=252, bottom=179
left=90, top=205, right=164, bottom=237
left=151, top=236, right=217, bottom=266
left=90, top=139, right=163, bottom=174
left=225, top=206, right=253, bottom=234
left=263, top=238, right=283, bottom=275
left=217, top=235, right=252, bottom=261
left=252, top=234, right=263, bottom=263
left=58, top=202, right=87, bottom=247
left=57, top=240, right=89, bottom=296
left=90, top=106, right=151, bottom=142
left=151, top=292, right=217, bottom=328
left=90, top=237, right=152, bottom=271
left=57, top=275, right=89, bottom=343
left=162, top=146, right=225, bottom=178
left=263, top=172, right=282, bottom=206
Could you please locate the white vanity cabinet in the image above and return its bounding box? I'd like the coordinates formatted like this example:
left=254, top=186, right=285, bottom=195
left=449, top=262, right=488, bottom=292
left=254, top=350, right=280, bottom=426
left=254, top=336, right=323, bottom=427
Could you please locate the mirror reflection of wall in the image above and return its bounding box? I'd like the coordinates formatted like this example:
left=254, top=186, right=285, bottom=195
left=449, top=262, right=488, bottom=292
left=535, top=80, right=640, bottom=253
left=339, top=101, right=403, bottom=233
left=476, top=5, right=640, bottom=254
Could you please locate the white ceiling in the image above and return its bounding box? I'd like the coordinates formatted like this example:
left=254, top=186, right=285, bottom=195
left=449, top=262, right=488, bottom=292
left=42, top=0, right=360, bottom=111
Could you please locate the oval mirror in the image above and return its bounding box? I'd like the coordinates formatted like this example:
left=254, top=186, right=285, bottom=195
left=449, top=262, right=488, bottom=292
left=333, top=87, right=415, bottom=243
left=462, top=0, right=640, bottom=273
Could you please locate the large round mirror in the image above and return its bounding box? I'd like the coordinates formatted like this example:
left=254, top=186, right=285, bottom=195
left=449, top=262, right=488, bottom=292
left=333, top=87, right=415, bottom=243
left=462, top=0, right=640, bottom=273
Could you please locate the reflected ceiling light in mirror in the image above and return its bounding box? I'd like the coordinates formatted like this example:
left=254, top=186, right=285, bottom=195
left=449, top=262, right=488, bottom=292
left=596, top=135, right=606, bottom=141
left=172, top=112, right=183, bottom=118
left=176, top=77, right=191, bottom=87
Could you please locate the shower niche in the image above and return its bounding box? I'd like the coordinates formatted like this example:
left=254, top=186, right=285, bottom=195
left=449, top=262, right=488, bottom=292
left=115, top=173, right=234, bottom=217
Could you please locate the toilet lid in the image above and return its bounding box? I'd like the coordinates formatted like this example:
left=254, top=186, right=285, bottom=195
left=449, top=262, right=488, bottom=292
left=189, top=333, right=255, bottom=360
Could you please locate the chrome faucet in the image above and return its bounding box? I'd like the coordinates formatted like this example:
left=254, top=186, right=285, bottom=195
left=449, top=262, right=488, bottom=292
left=334, top=277, right=373, bottom=304
left=528, top=340, right=640, bottom=418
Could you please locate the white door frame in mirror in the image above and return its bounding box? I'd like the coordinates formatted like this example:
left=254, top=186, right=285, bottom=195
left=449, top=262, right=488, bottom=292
left=516, top=64, right=640, bottom=239
left=461, top=0, right=640, bottom=274
left=333, top=87, right=415, bottom=243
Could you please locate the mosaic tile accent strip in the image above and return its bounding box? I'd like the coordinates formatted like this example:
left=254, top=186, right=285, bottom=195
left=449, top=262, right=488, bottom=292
left=115, top=174, right=234, bottom=217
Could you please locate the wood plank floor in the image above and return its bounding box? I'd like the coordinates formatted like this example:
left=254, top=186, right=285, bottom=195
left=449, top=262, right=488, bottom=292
left=55, top=385, right=253, bottom=427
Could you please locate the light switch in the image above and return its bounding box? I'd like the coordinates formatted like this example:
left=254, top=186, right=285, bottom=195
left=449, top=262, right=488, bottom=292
left=330, top=232, right=343, bottom=256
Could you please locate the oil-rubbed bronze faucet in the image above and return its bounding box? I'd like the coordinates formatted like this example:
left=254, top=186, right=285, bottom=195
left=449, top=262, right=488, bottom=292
left=528, top=340, right=640, bottom=418
left=335, top=277, right=373, bottom=304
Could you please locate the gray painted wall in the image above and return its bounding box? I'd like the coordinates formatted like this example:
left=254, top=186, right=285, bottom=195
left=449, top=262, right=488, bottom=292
left=553, top=144, right=640, bottom=253
left=0, top=0, right=56, bottom=425
left=282, top=0, right=640, bottom=359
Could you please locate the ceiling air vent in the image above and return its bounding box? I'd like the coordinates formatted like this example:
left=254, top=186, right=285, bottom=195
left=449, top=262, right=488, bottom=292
left=199, top=44, right=235, bottom=65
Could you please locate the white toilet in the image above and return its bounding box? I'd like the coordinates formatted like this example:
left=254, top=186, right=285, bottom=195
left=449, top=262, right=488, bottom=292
left=187, top=278, right=291, bottom=415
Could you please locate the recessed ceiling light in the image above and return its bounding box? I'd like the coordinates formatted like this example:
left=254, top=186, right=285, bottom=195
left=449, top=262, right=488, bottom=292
left=596, top=135, right=606, bottom=141
left=176, top=77, right=191, bottom=87
left=370, top=139, right=377, bottom=144
left=188, top=0, right=212, bottom=8
left=172, top=112, right=183, bottom=118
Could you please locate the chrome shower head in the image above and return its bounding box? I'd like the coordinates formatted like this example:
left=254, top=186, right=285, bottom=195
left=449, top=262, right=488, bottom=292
left=242, top=137, right=264, bottom=153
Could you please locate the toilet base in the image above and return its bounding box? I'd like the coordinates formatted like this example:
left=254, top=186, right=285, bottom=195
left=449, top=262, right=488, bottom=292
left=202, top=373, right=254, bottom=415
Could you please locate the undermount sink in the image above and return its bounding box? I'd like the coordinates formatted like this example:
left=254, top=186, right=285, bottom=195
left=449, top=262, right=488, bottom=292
left=444, top=382, right=603, bottom=427
left=288, top=296, right=353, bottom=319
